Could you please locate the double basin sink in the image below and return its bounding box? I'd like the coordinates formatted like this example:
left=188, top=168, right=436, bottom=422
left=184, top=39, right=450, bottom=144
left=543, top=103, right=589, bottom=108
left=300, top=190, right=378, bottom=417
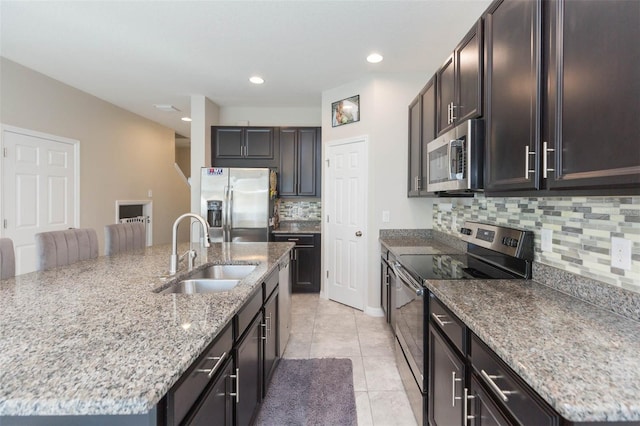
left=158, top=264, right=257, bottom=294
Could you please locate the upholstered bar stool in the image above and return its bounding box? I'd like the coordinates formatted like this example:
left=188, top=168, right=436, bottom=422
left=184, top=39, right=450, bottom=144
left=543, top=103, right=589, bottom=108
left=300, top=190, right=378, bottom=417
left=104, top=222, right=146, bottom=256
left=0, top=238, right=16, bottom=279
left=35, top=228, right=99, bottom=271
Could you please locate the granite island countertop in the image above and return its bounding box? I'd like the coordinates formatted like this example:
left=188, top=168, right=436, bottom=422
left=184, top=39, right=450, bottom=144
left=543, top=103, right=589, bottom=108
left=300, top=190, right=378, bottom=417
left=0, top=242, right=293, bottom=417
left=380, top=235, right=640, bottom=423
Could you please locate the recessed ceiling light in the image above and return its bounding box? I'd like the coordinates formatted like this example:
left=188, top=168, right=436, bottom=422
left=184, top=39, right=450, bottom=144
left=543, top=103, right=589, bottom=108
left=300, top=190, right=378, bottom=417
left=153, top=104, right=180, bottom=112
left=367, top=53, right=383, bottom=64
left=181, top=117, right=192, bottom=122
left=249, top=76, right=265, bottom=84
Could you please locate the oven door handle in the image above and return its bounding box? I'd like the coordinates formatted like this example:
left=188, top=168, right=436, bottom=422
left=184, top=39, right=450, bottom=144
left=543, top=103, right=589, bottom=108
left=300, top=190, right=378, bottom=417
left=393, top=262, right=424, bottom=296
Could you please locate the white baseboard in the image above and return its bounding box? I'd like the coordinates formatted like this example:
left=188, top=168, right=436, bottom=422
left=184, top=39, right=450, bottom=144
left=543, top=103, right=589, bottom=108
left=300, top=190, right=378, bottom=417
left=364, top=306, right=385, bottom=317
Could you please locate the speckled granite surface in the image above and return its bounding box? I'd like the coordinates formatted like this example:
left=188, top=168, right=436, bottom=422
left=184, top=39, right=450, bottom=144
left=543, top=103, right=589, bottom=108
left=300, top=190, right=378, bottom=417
left=272, top=220, right=321, bottom=234
left=380, top=232, right=640, bottom=422
left=0, top=242, right=293, bottom=417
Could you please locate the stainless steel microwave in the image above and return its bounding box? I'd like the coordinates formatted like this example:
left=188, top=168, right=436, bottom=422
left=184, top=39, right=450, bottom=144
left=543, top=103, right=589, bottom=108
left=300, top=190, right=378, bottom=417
left=426, top=119, right=484, bottom=193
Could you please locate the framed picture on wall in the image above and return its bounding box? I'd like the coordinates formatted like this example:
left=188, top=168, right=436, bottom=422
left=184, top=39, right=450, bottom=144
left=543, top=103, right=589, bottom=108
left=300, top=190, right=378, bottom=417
left=331, top=95, right=360, bottom=127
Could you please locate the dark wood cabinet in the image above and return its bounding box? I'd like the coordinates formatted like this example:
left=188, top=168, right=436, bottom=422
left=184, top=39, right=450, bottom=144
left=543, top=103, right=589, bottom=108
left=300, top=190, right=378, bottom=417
left=468, top=374, right=511, bottom=426
left=187, top=358, right=234, bottom=426
left=544, top=0, right=640, bottom=190
left=235, top=313, right=263, bottom=426
left=273, top=234, right=320, bottom=293
left=408, top=78, right=436, bottom=197
left=484, top=0, right=542, bottom=192
left=429, top=325, right=465, bottom=426
left=263, top=288, right=279, bottom=395
left=278, top=127, right=321, bottom=197
left=212, top=126, right=278, bottom=168
left=436, top=20, right=483, bottom=136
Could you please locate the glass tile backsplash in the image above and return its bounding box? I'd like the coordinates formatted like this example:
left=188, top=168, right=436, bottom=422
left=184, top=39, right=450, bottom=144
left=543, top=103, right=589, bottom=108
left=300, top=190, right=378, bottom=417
left=277, top=199, right=322, bottom=221
left=433, top=195, right=640, bottom=293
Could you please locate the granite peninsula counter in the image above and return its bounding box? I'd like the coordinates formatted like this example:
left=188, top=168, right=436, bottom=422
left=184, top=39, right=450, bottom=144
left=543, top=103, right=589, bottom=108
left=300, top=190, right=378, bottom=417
left=0, top=242, right=293, bottom=420
left=380, top=235, right=640, bottom=423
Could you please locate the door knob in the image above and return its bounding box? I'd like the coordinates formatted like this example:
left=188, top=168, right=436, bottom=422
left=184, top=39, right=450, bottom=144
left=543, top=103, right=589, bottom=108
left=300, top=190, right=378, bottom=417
left=355, top=231, right=362, bottom=237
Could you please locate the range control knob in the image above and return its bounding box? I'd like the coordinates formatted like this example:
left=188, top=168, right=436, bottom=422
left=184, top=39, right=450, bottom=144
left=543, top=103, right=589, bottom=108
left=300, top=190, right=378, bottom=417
left=460, top=227, right=473, bottom=236
left=510, top=238, right=519, bottom=248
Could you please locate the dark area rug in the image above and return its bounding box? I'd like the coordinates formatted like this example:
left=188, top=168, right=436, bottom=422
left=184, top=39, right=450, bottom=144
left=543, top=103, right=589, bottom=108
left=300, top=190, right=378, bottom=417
left=254, top=358, right=357, bottom=426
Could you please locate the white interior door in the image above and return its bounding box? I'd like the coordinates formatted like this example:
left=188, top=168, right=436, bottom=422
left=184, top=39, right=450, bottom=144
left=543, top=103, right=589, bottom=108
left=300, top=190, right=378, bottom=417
left=1, top=126, right=79, bottom=275
left=325, top=137, right=368, bottom=310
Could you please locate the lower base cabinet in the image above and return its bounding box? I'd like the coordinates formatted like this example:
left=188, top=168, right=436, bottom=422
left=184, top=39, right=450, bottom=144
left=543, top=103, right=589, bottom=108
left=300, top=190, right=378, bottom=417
left=429, top=325, right=466, bottom=426
left=263, top=289, right=279, bottom=395
left=273, top=234, right=320, bottom=293
left=186, top=358, right=234, bottom=426
left=235, top=314, right=263, bottom=426
left=468, top=374, right=511, bottom=426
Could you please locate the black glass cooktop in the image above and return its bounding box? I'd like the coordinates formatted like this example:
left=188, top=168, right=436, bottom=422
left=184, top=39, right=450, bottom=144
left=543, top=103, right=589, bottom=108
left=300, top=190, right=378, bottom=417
left=398, top=253, right=522, bottom=281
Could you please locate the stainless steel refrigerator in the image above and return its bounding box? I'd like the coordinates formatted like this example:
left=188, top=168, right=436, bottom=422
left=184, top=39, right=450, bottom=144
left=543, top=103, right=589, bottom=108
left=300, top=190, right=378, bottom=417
left=200, top=167, right=272, bottom=242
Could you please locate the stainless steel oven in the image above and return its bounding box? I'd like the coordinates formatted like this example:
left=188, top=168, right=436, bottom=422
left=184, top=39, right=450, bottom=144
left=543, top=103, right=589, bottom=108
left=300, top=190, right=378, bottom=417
left=426, top=119, right=484, bottom=194
left=392, top=222, right=533, bottom=426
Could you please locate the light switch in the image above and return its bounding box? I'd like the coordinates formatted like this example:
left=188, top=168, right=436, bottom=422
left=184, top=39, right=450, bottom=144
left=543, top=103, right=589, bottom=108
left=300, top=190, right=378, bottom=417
left=147, top=189, right=153, bottom=198
left=382, top=210, right=390, bottom=223
left=611, top=237, right=632, bottom=270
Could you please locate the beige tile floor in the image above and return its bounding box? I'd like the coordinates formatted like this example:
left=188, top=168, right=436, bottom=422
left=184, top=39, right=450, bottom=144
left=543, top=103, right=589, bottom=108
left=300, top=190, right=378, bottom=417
left=283, top=293, right=418, bottom=426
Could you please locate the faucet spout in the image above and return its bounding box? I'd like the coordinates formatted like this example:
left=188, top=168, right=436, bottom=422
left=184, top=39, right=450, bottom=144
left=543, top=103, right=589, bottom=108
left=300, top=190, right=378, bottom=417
left=169, top=213, right=211, bottom=275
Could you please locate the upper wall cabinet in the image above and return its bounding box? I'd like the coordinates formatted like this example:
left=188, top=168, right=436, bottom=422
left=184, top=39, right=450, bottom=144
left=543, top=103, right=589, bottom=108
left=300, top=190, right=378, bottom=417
left=483, top=0, right=542, bottom=192
left=278, top=127, right=321, bottom=198
left=543, top=0, right=640, bottom=190
left=436, top=19, right=483, bottom=136
left=212, top=126, right=279, bottom=168
left=408, top=77, right=436, bottom=197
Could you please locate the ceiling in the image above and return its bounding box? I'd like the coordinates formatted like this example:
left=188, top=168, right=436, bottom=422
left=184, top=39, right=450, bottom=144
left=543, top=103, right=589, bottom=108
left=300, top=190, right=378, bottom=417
left=0, top=1, right=492, bottom=137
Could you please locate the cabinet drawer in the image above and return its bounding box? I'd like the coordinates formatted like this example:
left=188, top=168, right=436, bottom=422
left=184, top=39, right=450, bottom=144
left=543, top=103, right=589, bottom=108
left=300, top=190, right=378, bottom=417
left=470, top=334, right=558, bottom=426
left=429, top=294, right=465, bottom=355
left=264, top=268, right=279, bottom=300
left=236, top=287, right=263, bottom=341
left=170, top=323, right=233, bottom=425
left=273, top=234, right=314, bottom=246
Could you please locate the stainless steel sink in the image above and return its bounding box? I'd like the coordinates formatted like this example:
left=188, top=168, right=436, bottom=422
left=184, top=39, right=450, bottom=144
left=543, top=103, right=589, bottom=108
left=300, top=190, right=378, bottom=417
left=159, top=278, right=241, bottom=294
left=156, top=264, right=257, bottom=294
left=190, top=264, right=256, bottom=280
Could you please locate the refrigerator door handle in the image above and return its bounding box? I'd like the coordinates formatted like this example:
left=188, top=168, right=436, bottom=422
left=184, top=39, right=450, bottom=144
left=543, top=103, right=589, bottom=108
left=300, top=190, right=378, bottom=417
left=222, top=185, right=229, bottom=241
left=228, top=187, right=234, bottom=231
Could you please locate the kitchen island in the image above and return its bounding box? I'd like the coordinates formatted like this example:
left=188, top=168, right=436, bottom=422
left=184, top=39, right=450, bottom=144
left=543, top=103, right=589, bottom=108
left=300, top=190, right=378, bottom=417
left=0, top=242, right=293, bottom=424
left=381, top=234, right=640, bottom=423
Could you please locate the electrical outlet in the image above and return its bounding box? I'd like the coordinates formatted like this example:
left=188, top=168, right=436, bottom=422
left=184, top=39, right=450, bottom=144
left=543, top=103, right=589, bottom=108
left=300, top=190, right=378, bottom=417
left=382, top=210, right=390, bottom=223
left=541, top=229, right=553, bottom=252
left=611, top=237, right=632, bottom=270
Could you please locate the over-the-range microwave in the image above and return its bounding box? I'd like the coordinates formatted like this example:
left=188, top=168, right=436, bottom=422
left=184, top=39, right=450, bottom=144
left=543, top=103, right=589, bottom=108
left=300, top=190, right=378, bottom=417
left=426, top=119, right=484, bottom=194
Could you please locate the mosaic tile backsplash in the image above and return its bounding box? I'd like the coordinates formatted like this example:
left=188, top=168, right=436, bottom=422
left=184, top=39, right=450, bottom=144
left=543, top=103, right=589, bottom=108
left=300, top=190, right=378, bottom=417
left=277, top=199, right=322, bottom=221
left=433, top=195, right=640, bottom=293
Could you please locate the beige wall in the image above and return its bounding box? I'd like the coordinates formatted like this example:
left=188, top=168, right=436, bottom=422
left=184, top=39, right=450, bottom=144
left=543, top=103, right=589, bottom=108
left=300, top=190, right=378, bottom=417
left=219, top=106, right=321, bottom=127
left=175, top=145, right=191, bottom=178
left=0, top=58, right=190, bottom=253
left=321, top=73, right=435, bottom=313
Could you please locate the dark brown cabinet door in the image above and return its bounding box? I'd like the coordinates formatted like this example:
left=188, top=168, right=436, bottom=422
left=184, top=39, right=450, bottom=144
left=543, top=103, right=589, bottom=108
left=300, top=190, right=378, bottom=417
left=429, top=325, right=465, bottom=426
left=235, top=314, right=262, bottom=426
left=456, top=20, right=483, bottom=124
left=278, top=129, right=297, bottom=196
left=245, top=128, right=275, bottom=159
left=380, top=258, right=389, bottom=323
left=297, top=129, right=317, bottom=196
left=545, top=0, right=640, bottom=190
left=273, top=234, right=320, bottom=293
left=468, top=375, right=511, bottom=426
left=484, top=0, right=542, bottom=192
left=408, top=94, right=422, bottom=197
left=420, top=78, right=436, bottom=198
left=187, top=358, right=234, bottom=426
left=437, top=54, right=456, bottom=136
left=278, top=127, right=320, bottom=197
left=214, top=128, right=244, bottom=159
left=263, top=290, right=279, bottom=395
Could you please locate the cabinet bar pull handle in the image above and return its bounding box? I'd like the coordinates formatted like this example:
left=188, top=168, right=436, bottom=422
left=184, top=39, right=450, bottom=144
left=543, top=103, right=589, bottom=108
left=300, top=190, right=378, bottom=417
left=451, top=103, right=456, bottom=123
left=261, top=322, right=267, bottom=341
left=480, top=369, right=516, bottom=402
left=195, top=352, right=227, bottom=378
left=543, top=141, right=555, bottom=179
left=431, top=313, right=452, bottom=328
left=287, top=238, right=299, bottom=241
left=230, top=368, right=240, bottom=403
left=525, top=146, right=536, bottom=179
left=464, top=387, right=475, bottom=425
left=452, top=371, right=462, bottom=407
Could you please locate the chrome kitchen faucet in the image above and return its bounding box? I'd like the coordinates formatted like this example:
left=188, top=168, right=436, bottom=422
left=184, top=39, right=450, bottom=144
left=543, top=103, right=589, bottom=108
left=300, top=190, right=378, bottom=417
left=169, top=213, right=211, bottom=275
